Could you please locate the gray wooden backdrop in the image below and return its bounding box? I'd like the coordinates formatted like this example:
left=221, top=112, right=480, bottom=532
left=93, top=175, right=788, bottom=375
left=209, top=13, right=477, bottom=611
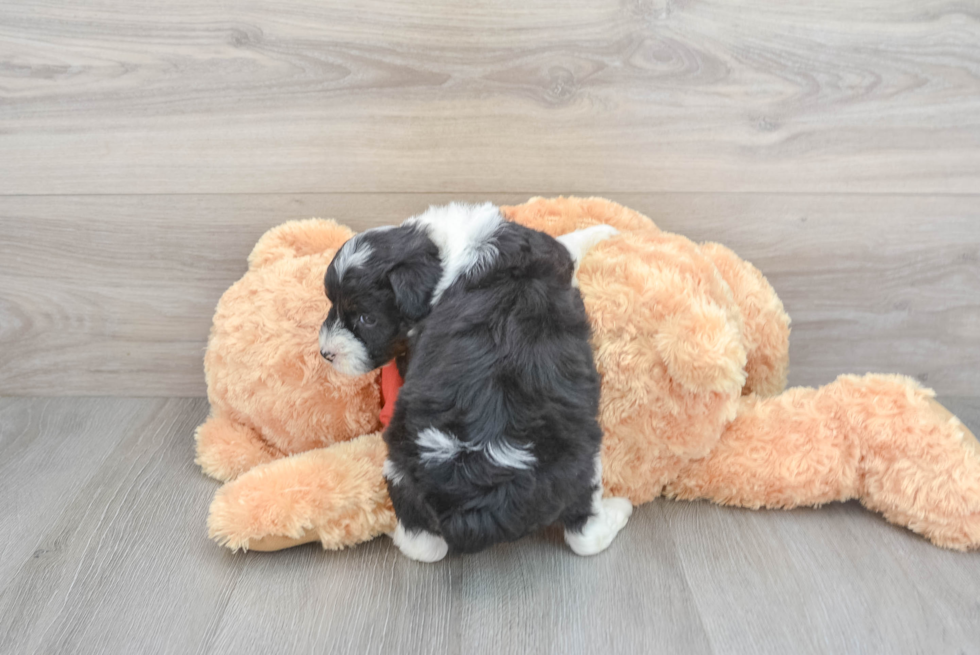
left=1, top=0, right=978, bottom=396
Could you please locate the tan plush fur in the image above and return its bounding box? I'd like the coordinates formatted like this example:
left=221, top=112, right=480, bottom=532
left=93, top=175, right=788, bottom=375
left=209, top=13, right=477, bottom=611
left=198, top=197, right=980, bottom=552
left=195, top=219, right=383, bottom=482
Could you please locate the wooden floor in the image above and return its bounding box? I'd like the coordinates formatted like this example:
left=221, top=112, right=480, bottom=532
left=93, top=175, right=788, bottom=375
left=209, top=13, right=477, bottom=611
left=2, top=0, right=980, bottom=653
left=0, top=396, right=978, bottom=655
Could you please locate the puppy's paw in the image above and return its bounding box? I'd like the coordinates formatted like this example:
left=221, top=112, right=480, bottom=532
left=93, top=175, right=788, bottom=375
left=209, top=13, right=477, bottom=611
left=391, top=522, right=449, bottom=563
left=601, top=497, right=633, bottom=530
left=557, top=224, right=621, bottom=288
left=557, top=224, right=620, bottom=259
left=583, top=224, right=620, bottom=246
left=564, top=497, right=633, bottom=557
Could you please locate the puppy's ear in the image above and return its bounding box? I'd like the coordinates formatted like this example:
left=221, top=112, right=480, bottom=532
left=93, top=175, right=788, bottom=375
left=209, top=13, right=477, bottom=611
left=389, top=259, right=440, bottom=323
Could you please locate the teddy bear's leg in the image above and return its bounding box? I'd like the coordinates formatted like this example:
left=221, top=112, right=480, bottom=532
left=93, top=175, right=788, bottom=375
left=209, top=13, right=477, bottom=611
left=194, top=412, right=284, bottom=482
left=664, top=385, right=863, bottom=510
left=207, top=431, right=396, bottom=551
left=665, top=374, right=980, bottom=550
left=700, top=243, right=790, bottom=397
left=842, top=376, right=980, bottom=551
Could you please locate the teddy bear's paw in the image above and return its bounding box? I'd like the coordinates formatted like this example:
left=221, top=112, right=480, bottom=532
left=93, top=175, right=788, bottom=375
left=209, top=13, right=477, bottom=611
left=391, top=522, right=449, bottom=562
left=846, top=380, right=980, bottom=551
left=930, top=512, right=980, bottom=552
left=564, top=497, right=634, bottom=556
left=194, top=413, right=282, bottom=482
left=655, top=299, right=748, bottom=396
left=208, top=433, right=396, bottom=552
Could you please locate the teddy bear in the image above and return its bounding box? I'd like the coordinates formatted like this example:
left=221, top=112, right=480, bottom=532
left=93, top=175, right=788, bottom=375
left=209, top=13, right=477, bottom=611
left=194, top=197, right=980, bottom=553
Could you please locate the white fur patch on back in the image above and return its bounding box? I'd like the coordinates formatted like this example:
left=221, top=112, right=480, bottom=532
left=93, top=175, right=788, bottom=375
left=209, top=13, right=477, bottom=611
left=416, top=427, right=536, bottom=470
left=484, top=439, right=538, bottom=470
left=332, top=236, right=373, bottom=281
left=382, top=459, right=406, bottom=486
left=319, top=322, right=372, bottom=376
left=416, top=427, right=461, bottom=464
left=406, top=202, right=503, bottom=303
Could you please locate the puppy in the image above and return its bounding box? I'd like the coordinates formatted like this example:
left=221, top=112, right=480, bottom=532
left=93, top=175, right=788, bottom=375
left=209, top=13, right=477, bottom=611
left=319, top=202, right=632, bottom=562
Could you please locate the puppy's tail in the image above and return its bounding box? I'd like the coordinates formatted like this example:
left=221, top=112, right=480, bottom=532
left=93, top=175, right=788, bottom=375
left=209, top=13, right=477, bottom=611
left=439, top=505, right=527, bottom=555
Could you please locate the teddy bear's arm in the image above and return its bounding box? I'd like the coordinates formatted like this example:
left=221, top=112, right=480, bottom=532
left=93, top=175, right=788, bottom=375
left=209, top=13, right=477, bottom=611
left=699, top=242, right=791, bottom=398
left=665, top=374, right=980, bottom=551
left=207, top=431, right=395, bottom=552
left=195, top=411, right=284, bottom=482
left=207, top=374, right=980, bottom=553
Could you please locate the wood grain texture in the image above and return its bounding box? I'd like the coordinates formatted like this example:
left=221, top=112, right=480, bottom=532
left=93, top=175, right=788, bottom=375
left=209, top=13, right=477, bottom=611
left=1, top=193, right=977, bottom=396
left=1, top=0, right=979, bottom=194
left=0, top=397, right=246, bottom=655
left=0, top=397, right=978, bottom=654
left=0, top=398, right=143, bottom=588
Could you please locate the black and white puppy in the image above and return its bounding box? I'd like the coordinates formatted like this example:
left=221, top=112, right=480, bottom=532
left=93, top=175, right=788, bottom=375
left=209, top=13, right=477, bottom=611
left=319, top=202, right=631, bottom=562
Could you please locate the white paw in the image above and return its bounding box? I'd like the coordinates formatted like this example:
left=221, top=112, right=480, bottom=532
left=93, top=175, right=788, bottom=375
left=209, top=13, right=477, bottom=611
left=584, top=224, right=620, bottom=246
left=557, top=224, right=621, bottom=288
left=391, top=522, right=448, bottom=562
left=559, top=224, right=620, bottom=259
left=601, top=496, right=633, bottom=528
left=564, top=497, right=633, bottom=556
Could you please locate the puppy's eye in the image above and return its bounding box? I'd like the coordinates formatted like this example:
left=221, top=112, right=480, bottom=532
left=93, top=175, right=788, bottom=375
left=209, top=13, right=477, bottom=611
left=358, top=314, right=377, bottom=328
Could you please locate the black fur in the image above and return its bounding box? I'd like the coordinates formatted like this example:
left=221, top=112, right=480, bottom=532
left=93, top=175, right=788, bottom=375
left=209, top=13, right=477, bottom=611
left=322, top=225, right=441, bottom=371
left=323, top=218, right=603, bottom=555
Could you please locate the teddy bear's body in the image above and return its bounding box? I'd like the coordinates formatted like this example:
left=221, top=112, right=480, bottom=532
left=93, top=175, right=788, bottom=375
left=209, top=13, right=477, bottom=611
left=196, top=197, right=980, bottom=553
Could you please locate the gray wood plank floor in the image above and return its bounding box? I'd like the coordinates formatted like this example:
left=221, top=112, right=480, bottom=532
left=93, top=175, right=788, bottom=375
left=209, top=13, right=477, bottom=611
left=1, top=396, right=978, bottom=655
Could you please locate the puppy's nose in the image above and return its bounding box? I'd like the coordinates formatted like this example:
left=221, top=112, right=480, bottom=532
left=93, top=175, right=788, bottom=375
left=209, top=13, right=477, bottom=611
left=321, top=350, right=336, bottom=362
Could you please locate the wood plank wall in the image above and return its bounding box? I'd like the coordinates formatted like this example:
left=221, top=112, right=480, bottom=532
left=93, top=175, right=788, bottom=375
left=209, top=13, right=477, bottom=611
left=1, top=0, right=978, bottom=396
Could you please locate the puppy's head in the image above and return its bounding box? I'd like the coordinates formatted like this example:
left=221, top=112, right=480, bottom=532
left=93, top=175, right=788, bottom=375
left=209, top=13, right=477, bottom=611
left=319, top=225, right=441, bottom=376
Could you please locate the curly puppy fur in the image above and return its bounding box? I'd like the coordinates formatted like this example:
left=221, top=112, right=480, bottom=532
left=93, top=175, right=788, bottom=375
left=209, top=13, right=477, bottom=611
left=319, top=203, right=630, bottom=560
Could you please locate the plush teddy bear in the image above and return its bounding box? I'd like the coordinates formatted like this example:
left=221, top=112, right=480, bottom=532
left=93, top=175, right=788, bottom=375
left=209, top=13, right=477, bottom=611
left=195, top=197, right=980, bottom=553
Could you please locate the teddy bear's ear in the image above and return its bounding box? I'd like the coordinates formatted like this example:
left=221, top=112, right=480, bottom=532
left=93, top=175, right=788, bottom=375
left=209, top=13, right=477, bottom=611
left=248, top=219, right=356, bottom=270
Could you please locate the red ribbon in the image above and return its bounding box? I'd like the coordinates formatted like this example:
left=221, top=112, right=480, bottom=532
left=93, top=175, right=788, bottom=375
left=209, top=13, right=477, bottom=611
left=378, top=360, right=404, bottom=428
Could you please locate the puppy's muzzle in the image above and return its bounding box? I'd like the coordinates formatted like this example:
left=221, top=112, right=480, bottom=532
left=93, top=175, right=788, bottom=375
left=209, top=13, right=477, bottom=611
left=319, top=320, right=339, bottom=362
left=318, top=320, right=372, bottom=376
